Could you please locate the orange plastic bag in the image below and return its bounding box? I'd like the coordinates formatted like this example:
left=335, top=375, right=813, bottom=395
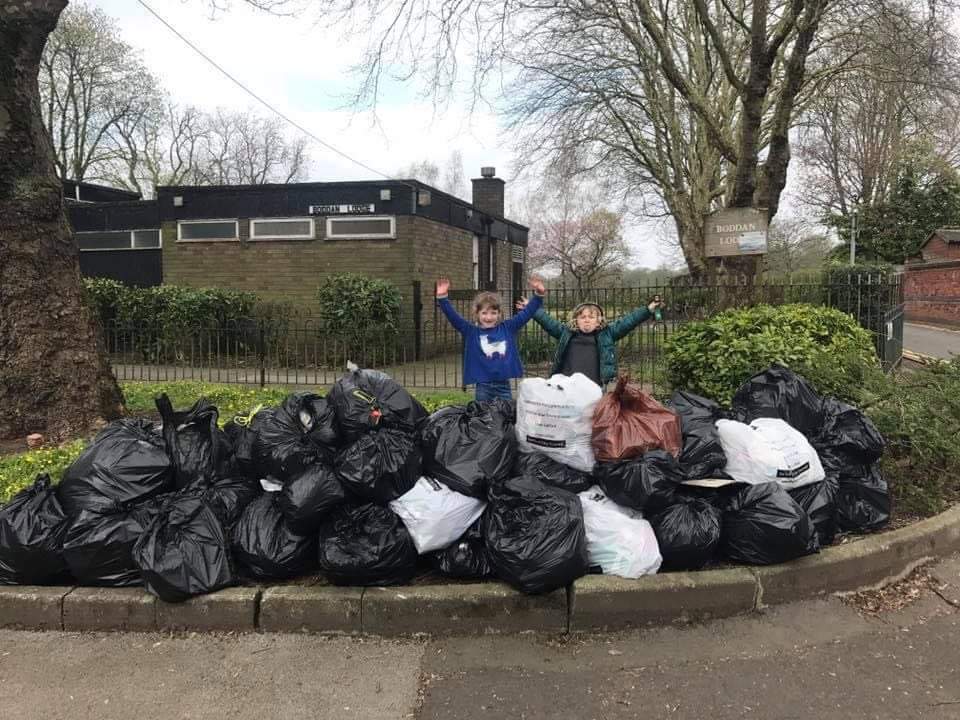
left=592, top=377, right=682, bottom=462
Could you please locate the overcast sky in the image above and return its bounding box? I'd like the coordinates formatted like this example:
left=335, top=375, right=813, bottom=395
left=86, top=0, right=755, bottom=268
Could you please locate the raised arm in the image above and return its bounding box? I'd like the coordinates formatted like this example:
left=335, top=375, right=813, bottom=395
left=435, top=277, right=472, bottom=335
left=608, top=299, right=660, bottom=340
left=503, top=276, right=546, bottom=332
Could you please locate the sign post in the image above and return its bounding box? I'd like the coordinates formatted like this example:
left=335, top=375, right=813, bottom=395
left=704, top=208, right=768, bottom=258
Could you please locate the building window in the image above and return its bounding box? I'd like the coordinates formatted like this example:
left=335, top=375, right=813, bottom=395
left=325, top=216, right=395, bottom=240
left=76, top=229, right=161, bottom=251
left=472, top=236, right=480, bottom=290
left=177, top=219, right=239, bottom=242
left=250, top=217, right=314, bottom=240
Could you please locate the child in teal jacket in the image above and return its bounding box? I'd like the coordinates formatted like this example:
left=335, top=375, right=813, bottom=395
left=516, top=298, right=662, bottom=387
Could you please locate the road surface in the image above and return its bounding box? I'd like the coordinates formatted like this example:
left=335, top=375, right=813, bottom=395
left=2, top=555, right=960, bottom=719
left=904, top=322, right=960, bottom=359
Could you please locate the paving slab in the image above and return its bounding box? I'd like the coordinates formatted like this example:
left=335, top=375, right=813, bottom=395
left=156, top=587, right=259, bottom=631
left=63, top=587, right=156, bottom=631
left=0, top=585, right=71, bottom=630
left=570, top=568, right=757, bottom=631
left=259, top=585, right=362, bottom=634
left=362, top=582, right=567, bottom=636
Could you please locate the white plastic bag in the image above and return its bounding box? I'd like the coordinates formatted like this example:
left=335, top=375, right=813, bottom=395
left=578, top=486, right=662, bottom=578
left=715, top=418, right=825, bottom=489
left=389, top=477, right=487, bottom=554
left=516, top=373, right=603, bottom=472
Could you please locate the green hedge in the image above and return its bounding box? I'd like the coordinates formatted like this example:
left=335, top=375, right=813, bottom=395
left=83, top=278, right=262, bottom=329
left=663, top=303, right=876, bottom=405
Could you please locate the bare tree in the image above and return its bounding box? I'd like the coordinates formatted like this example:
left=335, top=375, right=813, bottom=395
left=796, top=3, right=960, bottom=218
left=299, top=0, right=958, bottom=280
left=525, top=169, right=632, bottom=289
left=38, top=2, right=161, bottom=183
left=0, top=0, right=124, bottom=441
left=199, top=109, right=308, bottom=185
left=762, top=216, right=833, bottom=273
left=442, top=149, right=466, bottom=199
left=396, top=158, right=441, bottom=187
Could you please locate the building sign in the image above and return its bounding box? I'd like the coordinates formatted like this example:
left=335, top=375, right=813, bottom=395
left=308, top=203, right=375, bottom=215
left=704, top=208, right=768, bottom=257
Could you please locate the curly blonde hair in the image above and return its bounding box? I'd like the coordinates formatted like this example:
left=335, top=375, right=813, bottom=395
left=568, top=303, right=606, bottom=330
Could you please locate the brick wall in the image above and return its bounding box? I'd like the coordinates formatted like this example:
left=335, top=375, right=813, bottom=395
left=161, top=216, right=415, bottom=314
left=905, top=259, right=960, bottom=327
left=921, top=236, right=960, bottom=262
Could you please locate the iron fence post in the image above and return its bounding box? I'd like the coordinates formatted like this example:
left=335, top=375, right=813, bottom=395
left=413, top=281, right=423, bottom=361
left=258, top=319, right=266, bottom=388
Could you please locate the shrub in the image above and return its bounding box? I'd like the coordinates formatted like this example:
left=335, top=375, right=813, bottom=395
left=857, top=359, right=960, bottom=516
left=664, top=303, right=876, bottom=405
left=315, top=273, right=403, bottom=337
left=82, top=277, right=126, bottom=327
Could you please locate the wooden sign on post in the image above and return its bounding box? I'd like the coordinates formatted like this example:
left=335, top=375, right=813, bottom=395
left=704, top=208, right=768, bottom=257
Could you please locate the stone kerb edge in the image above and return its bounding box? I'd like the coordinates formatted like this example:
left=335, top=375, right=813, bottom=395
left=1, top=504, right=959, bottom=635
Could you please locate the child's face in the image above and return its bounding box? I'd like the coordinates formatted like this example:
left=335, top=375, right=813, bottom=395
left=575, top=307, right=602, bottom=333
left=477, top=304, right=501, bottom=329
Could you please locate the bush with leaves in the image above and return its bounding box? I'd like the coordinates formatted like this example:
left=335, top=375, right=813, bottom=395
left=664, top=303, right=876, bottom=406
left=315, top=273, right=403, bottom=337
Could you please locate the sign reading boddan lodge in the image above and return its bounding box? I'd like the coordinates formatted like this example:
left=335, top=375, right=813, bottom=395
left=704, top=207, right=768, bottom=257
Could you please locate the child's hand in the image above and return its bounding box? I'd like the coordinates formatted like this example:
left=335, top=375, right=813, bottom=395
left=436, top=277, right=451, bottom=297
left=515, top=297, right=529, bottom=312
left=528, top=275, right=546, bottom=296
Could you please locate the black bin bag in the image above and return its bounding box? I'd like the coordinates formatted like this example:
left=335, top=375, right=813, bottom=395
left=156, top=394, right=231, bottom=488
left=595, top=450, right=685, bottom=513
left=721, top=482, right=818, bottom=566
left=484, top=475, right=589, bottom=594
left=648, top=497, right=722, bottom=571
left=788, top=476, right=839, bottom=546
left=62, top=500, right=164, bottom=587
left=813, top=398, right=885, bottom=474
left=335, top=429, right=421, bottom=504
left=836, top=463, right=890, bottom=533
left=0, top=475, right=70, bottom=585
left=667, top=391, right=727, bottom=479
left=252, top=393, right=340, bottom=480
left=132, top=494, right=234, bottom=602
left=513, top=451, right=593, bottom=494
left=317, top=504, right=419, bottom=586
left=327, top=368, right=427, bottom=442
left=731, top=365, right=825, bottom=437
left=420, top=400, right=517, bottom=497
left=223, top=416, right=259, bottom=480
left=58, top=418, right=172, bottom=516
left=231, top=490, right=318, bottom=581
left=200, top=476, right=260, bottom=529
left=432, top=517, right=494, bottom=580
left=277, top=464, right=346, bottom=535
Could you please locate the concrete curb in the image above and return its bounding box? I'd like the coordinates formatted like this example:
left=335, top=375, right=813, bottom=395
left=2, top=504, right=959, bottom=636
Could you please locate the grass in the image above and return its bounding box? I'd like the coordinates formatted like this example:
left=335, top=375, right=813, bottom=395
left=0, top=381, right=472, bottom=504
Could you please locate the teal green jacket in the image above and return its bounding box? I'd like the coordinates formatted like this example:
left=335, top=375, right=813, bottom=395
left=532, top=306, right=652, bottom=384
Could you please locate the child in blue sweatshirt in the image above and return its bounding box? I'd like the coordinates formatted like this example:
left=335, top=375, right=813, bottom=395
left=436, top=276, right=546, bottom=401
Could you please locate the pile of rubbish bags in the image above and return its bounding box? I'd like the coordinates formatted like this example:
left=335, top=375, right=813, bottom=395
left=0, top=364, right=890, bottom=600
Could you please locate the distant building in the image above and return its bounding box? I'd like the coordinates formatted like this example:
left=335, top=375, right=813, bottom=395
left=904, top=228, right=960, bottom=327
left=65, top=170, right=529, bottom=311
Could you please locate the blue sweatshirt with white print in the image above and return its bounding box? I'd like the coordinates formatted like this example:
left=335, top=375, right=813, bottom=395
left=437, top=294, right=543, bottom=386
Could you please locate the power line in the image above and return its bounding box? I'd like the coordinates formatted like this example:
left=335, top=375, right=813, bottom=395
left=135, top=0, right=406, bottom=185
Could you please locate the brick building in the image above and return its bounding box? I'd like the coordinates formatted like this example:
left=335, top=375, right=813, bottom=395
left=904, top=228, right=960, bottom=327
left=67, top=169, right=529, bottom=318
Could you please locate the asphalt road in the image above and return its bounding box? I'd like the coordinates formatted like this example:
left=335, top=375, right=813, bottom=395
left=2, top=555, right=960, bottom=720
left=904, top=322, right=960, bottom=359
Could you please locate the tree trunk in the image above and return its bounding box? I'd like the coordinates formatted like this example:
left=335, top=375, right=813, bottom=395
left=0, top=1, right=124, bottom=441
